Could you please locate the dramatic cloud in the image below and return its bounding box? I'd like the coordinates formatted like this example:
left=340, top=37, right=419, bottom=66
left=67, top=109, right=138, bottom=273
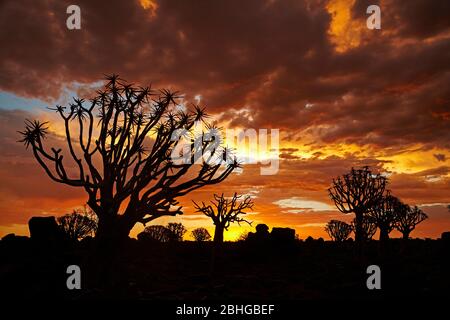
left=1, top=0, right=449, bottom=149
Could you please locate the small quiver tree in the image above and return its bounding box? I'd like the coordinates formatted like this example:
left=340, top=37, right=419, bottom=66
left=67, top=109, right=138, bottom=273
left=193, top=193, right=253, bottom=244
left=325, top=220, right=353, bottom=242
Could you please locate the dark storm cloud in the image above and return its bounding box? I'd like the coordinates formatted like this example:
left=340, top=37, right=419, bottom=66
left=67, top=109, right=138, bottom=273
left=0, top=0, right=449, bottom=148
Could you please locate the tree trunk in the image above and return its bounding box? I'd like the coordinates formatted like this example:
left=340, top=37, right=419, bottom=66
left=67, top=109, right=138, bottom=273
left=379, top=227, right=390, bottom=241
left=402, top=230, right=411, bottom=240
left=88, top=213, right=134, bottom=291
left=96, top=216, right=131, bottom=244
left=211, top=224, right=225, bottom=277
left=354, top=212, right=364, bottom=243
left=213, top=224, right=224, bottom=244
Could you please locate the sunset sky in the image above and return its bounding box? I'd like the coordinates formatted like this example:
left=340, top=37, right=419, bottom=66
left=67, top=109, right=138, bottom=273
left=0, top=0, right=449, bottom=240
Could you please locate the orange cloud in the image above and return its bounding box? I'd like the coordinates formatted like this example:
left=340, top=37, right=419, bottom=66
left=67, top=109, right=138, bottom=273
left=139, top=0, right=158, bottom=17
left=326, top=0, right=364, bottom=52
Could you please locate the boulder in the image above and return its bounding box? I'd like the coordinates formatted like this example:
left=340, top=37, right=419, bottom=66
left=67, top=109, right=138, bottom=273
left=247, top=224, right=271, bottom=243
left=1, top=233, right=30, bottom=252
left=28, top=216, right=65, bottom=243
left=255, top=224, right=269, bottom=235
left=1, top=233, right=29, bottom=243
left=270, top=227, right=295, bottom=242
left=2, top=233, right=17, bottom=241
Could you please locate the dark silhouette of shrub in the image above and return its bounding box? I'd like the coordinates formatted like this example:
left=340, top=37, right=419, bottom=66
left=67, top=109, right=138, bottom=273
left=325, top=220, right=353, bottom=242
left=193, top=193, right=253, bottom=244
left=191, top=227, right=211, bottom=242
left=328, top=166, right=386, bottom=243
left=237, top=232, right=250, bottom=241
left=166, top=223, right=187, bottom=242
left=57, top=205, right=98, bottom=241
left=137, top=222, right=187, bottom=242
left=19, top=75, right=240, bottom=245
left=137, top=225, right=171, bottom=242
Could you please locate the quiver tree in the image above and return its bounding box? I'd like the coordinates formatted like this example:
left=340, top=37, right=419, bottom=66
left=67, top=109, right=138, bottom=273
left=57, top=205, right=98, bottom=241
left=328, top=166, right=386, bottom=243
left=191, top=227, right=211, bottom=242
left=395, top=205, right=428, bottom=240
left=352, top=216, right=377, bottom=241
left=325, top=220, right=353, bottom=242
left=19, top=75, right=239, bottom=245
left=367, top=193, right=400, bottom=241
left=193, top=193, right=253, bottom=244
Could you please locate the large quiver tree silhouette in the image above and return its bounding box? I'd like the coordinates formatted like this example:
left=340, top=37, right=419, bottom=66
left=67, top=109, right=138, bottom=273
left=325, top=220, right=353, bottom=242
left=395, top=205, right=428, bottom=240
left=193, top=193, right=253, bottom=244
left=19, top=75, right=239, bottom=245
left=367, top=193, right=400, bottom=241
left=328, top=166, right=386, bottom=243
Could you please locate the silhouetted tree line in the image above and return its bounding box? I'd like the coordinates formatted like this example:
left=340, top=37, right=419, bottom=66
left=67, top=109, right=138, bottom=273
left=327, top=166, right=428, bottom=242
left=137, top=222, right=188, bottom=242
left=56, top=209, right=214, bottom=243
